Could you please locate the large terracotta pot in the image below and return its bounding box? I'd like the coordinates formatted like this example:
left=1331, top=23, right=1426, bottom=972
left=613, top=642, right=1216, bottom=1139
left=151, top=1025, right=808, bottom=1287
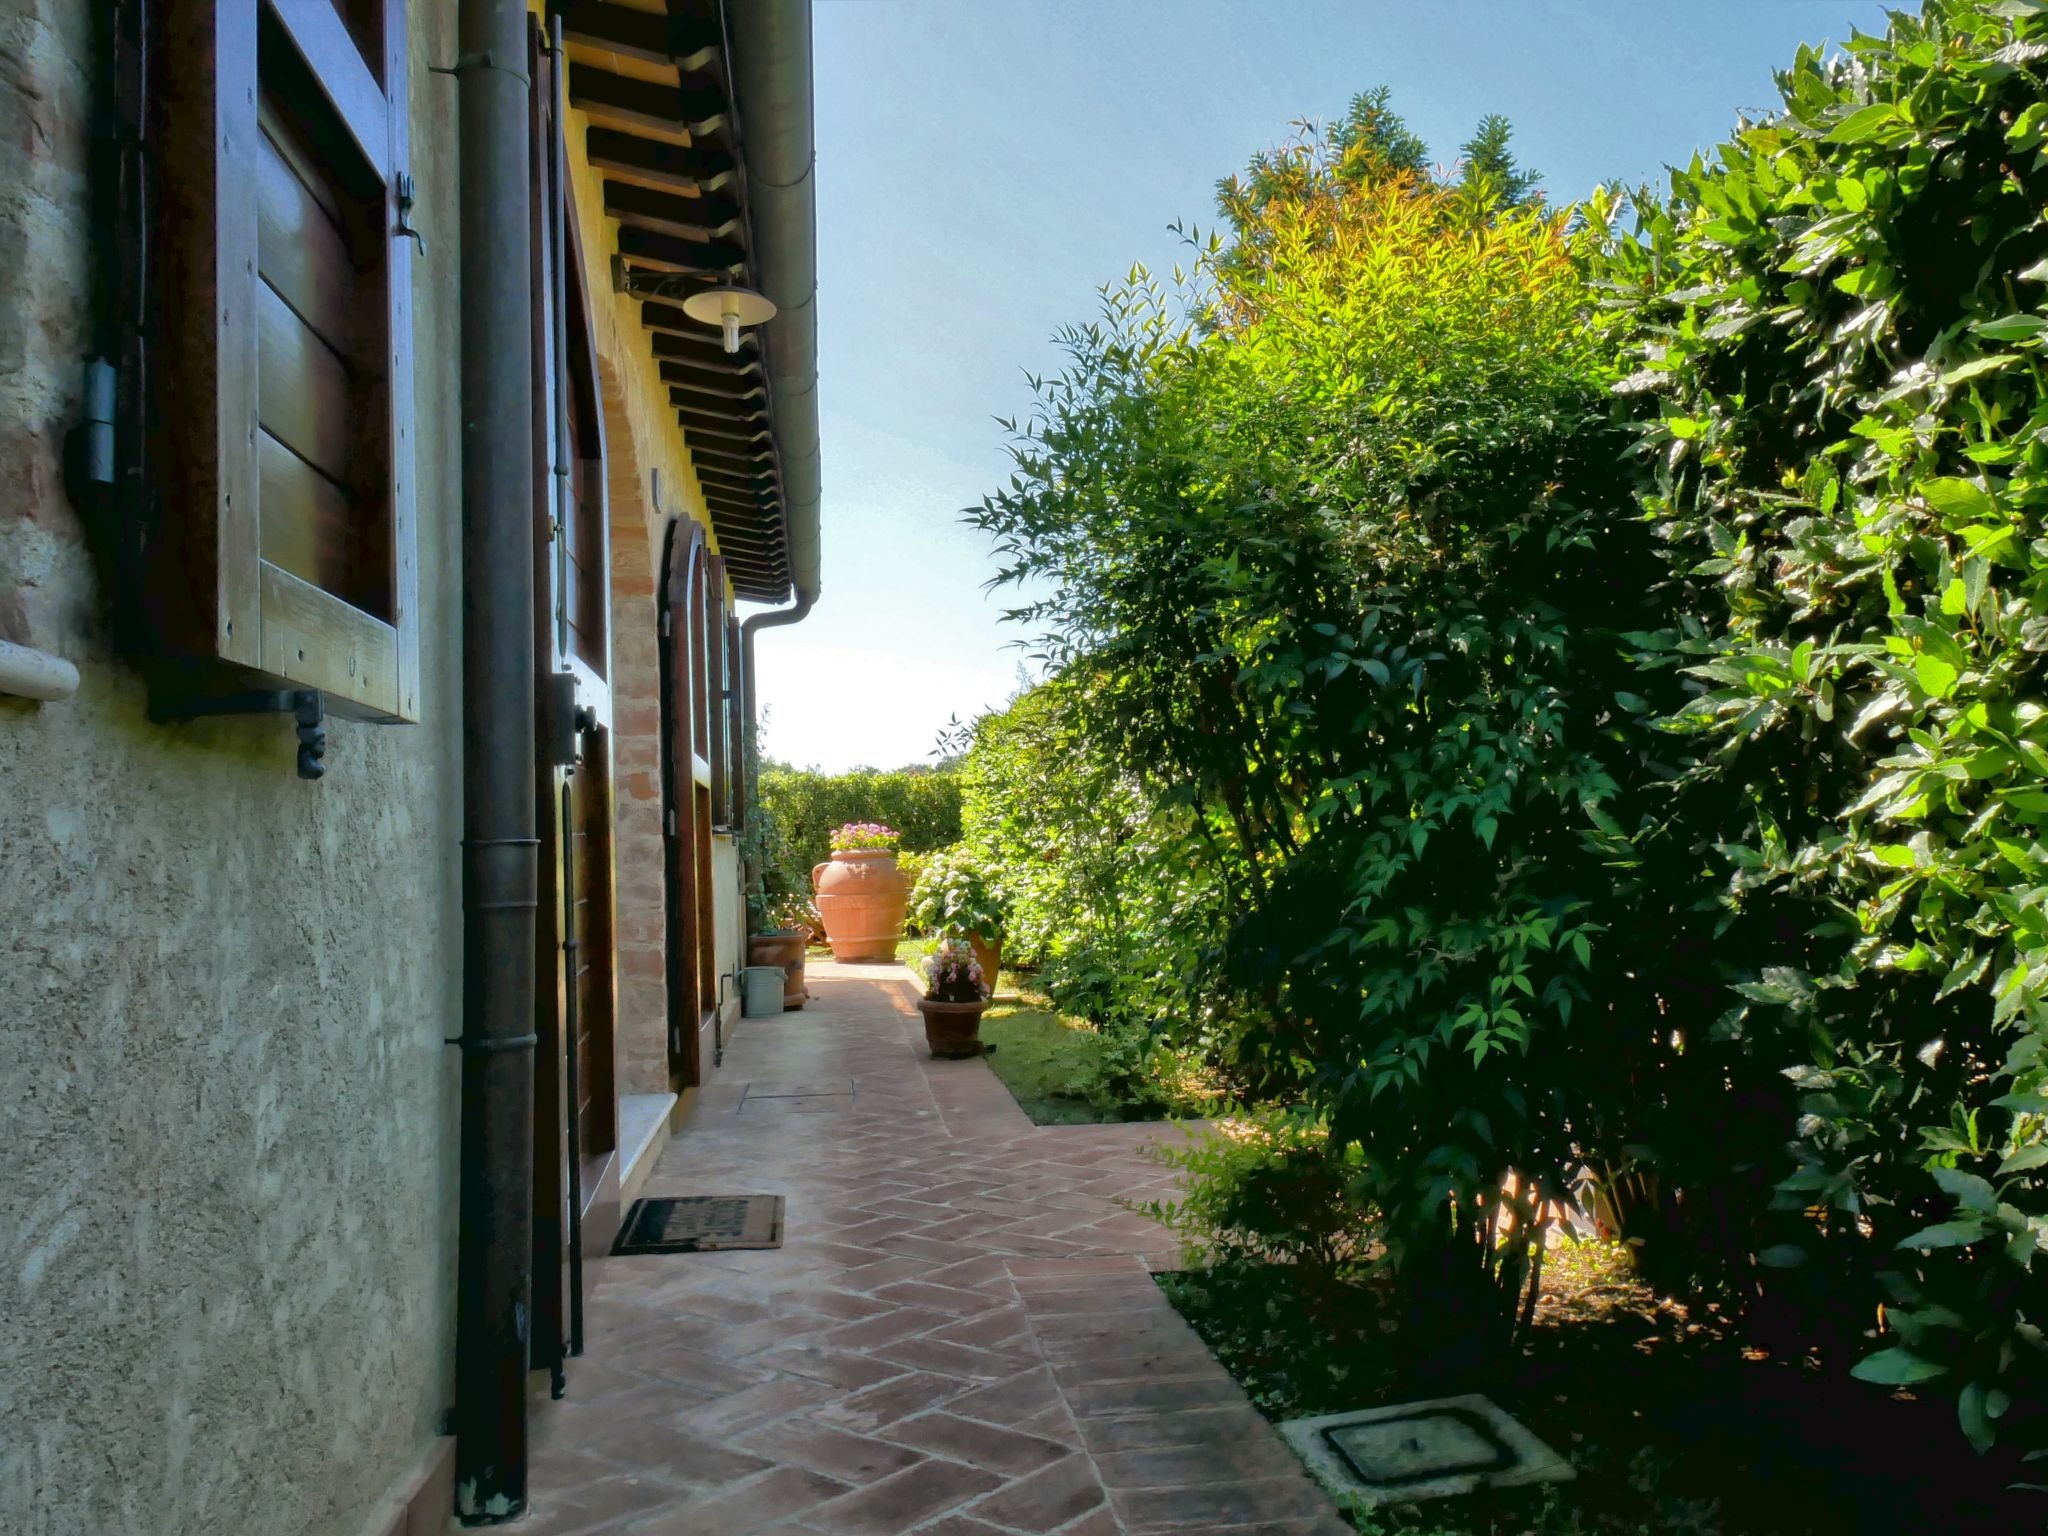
left=917, top=997, right=989, bottom=1059
left=810, top=850, right=910, bottom=962
left=966, top=932, right=1003, bottom=990
left=747, top=930, right=809, bottom=1009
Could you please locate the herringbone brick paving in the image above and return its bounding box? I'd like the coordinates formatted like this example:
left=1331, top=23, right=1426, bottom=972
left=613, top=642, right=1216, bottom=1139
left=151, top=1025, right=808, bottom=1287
left=521, top=961, right=1348, bottom=1535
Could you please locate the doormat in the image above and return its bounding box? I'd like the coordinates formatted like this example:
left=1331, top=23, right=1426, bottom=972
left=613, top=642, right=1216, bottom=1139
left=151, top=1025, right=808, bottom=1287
left=610, top=1196, right=785, bottom=1255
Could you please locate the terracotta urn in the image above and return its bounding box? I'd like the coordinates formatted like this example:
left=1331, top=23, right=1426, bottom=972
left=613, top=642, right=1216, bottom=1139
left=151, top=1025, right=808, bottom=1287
left=916, top=997, right=989, bottom=1059
left=810, top=850, right=910, bottom=962
left=966, top=932, right=1003, bottom=990
left=747, top=930, right=809, bottom=1009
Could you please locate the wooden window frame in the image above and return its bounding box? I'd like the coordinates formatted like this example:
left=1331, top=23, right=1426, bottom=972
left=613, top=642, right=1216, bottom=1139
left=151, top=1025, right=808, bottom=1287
left=707, top=556, right=730, bottom=831
left=150, top=0, right=417, bottom=722
left=725, top=611, right=745, bottom=833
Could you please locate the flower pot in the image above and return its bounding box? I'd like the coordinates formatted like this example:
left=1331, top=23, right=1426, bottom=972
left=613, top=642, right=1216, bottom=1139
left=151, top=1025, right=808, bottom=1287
left=916, top=997, right=989, bottom=1059
left=810, top=850, right=909, bottom=962
left=966, top=933, right=1003, bottom=990
left=748, top=930, right=809, bottom=1009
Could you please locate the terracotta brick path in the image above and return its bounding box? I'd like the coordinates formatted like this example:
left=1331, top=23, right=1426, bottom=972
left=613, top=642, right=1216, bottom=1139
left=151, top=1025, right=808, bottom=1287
left=520, top=962, right=1347, bottom=1535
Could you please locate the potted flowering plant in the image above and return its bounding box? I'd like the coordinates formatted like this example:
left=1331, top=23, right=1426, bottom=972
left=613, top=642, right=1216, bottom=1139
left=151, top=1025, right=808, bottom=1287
left=746, top=890, right=818, bottom=1009
left=830, top=821, right=902, bottom=854
left=907, top=845, right=1008, bottom=986
left=811, top=821, right=910, bottom=962
left=916, top=936, right=991, bottom=1058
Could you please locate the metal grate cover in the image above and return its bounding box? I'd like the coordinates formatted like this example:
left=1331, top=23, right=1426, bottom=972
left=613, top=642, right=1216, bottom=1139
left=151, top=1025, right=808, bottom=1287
left=610, top=1195, right=784, bottom=1255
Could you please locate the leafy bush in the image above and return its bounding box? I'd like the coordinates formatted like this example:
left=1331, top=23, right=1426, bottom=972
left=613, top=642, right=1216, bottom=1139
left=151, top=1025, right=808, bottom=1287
left=970, top=121, right=1678, bottom=1358
left=954, top=684, right=1229, bottom=1036
left=1595, top=0, right=2048, bottom=1451
left=756, top=762, right=962, bottom=892
left=906, top=844, right=1008, bottom=940
left=1145, top=1110, right=1379, bottom=1288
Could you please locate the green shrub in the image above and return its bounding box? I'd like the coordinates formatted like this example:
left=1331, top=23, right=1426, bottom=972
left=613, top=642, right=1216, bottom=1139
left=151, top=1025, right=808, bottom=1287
left=906, top=844, right=1008, bottom=940
left=1593, top=0, right=2048, bottom=1452
left=756, top=762, right=962, bottom=892
left=955, top=684, right=1230, bottom=1040
left=970, top=125, right=1675, bottom=1360
left=1145, top=1110, right=1378, bottom=1291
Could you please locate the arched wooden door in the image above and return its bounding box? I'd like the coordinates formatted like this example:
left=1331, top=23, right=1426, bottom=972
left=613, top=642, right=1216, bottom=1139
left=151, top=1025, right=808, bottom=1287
left=528, top=18, right=617, bottom=1391
left=659, top=518, right=720, bottom=1090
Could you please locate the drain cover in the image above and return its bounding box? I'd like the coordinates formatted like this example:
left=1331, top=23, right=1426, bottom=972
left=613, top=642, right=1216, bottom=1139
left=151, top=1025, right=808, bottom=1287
left=1280, top=1394, right=1572, bottom=1507
left=610, top=1196, right=784, bottom=1255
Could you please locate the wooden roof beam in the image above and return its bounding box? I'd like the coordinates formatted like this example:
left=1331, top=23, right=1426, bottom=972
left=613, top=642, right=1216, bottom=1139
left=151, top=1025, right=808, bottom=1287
left=584, top=127, right=734, bottom=192
left=650, top=335, right=759, bottom=376
left=569, top=63, right=727, bottom=138
left=558, top=3, right=721, bottom=70
left=617, top=224, right=745, bottom=275
left=606, top=182, right=742, bottom=242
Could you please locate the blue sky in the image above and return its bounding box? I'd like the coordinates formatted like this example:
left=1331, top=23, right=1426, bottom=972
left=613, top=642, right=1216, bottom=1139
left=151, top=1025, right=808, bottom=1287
left=749, top=0, right=1896, bottom=771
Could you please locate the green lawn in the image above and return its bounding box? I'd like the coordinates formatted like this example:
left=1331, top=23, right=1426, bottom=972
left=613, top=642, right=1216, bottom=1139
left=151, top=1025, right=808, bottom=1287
left=979, top=1000, right=1136, bottom=1125
left=895, top=938, right=1167, bottom=1124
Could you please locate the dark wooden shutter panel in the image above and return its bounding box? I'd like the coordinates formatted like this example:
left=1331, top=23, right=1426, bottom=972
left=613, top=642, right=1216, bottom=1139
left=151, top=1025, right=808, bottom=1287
left=150, top=0, right=416, bottom=720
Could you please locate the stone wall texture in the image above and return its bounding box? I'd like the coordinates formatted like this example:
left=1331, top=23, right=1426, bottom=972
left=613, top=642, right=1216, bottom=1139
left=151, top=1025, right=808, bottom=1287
left=0, top=4, right=466, bottom=1533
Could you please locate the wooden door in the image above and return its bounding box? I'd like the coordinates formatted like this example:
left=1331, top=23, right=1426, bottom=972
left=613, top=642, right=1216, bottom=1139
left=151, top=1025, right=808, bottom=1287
left=659, top=519, right=721, bottom=1090
left=529, top=20, right=619, bottom=1390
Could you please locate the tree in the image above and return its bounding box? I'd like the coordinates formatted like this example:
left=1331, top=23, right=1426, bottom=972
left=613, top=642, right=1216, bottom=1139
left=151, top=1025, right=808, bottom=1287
left=1216, top=88, right=1543, bottom=287
left=1458, top=112, right=1541, bottom=208
left=972, top=130, right=1674, bottom=1359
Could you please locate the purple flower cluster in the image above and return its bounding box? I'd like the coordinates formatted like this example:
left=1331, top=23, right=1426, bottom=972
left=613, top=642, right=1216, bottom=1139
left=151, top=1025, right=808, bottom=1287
left=829, top=821, right=902, bottom=853
left=922, top=937, right=989, bottom=1003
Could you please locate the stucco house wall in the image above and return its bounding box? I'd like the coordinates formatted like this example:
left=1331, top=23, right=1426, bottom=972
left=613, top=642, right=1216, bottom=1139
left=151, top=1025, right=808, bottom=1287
left=0, top=4, right=465, bottom=1533
left=1, top=2, right=764, bottom=1529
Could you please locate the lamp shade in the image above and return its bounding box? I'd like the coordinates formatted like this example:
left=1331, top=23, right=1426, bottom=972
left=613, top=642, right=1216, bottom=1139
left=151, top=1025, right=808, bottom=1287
left=681, top=284, right=778, bottom=352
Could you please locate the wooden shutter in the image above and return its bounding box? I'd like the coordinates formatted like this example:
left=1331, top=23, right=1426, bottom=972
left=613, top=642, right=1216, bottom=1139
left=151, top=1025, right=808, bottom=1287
left=151, top=0, right=417, bottom=720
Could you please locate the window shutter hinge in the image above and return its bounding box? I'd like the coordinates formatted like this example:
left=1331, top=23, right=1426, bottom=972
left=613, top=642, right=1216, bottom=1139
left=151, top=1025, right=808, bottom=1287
left=395, top=173, right=426, bottom=256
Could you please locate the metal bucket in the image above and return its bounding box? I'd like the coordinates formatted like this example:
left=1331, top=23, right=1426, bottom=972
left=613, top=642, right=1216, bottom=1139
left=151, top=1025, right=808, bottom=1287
left=742, top=965, right=786, bottom=1019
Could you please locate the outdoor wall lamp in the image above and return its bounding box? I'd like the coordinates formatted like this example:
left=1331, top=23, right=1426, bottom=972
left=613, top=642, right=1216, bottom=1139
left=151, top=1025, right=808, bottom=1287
left=682, top=284, right=776, bottom=353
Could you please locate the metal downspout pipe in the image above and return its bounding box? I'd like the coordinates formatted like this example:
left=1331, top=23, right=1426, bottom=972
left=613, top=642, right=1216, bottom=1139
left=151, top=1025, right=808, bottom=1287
left=727, top=0, right=821, bottom=874
left=453, top=0, right=537, bottom=1522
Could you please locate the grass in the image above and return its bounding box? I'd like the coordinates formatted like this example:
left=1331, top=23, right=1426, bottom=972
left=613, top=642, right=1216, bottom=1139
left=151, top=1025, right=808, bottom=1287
left=894, top=937, right=1187, bottom=1124
left=980, top=1000, right=1140, bottom=1125
left=1160, top=1250, right=2043, bottom=1536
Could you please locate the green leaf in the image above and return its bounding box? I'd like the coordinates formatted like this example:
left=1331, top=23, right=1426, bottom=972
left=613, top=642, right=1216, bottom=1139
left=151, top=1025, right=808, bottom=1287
left=1942, top=355, right=2017, bottom=387
left=1931, top=1165, right=1998, bottom=1213
left=1915, top=653, right=1960, bottom=699
left=1827, top=104, right=1902, bottom=143
left=1922, top=478, right=1996, bottom=519
left=1999, top=1145, right=2048, bottom=1175
left=1852, top=1347, right=1947, bottom=1386
left=1897, top=1219, right=1990, bottom=1250
left=1960, top=1380, right=1996, bottom=1454
left=1974, top=314, right=2047, bottom=341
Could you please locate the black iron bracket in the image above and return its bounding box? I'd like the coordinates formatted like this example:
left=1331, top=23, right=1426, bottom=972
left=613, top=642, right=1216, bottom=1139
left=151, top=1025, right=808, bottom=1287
left=609, top=253, right=744, bottom=304
left=395, top=172, right=426, bottom=255
left=151, top=688, right=328, bottom=780
left=427, top=52, right=531, bottom=88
